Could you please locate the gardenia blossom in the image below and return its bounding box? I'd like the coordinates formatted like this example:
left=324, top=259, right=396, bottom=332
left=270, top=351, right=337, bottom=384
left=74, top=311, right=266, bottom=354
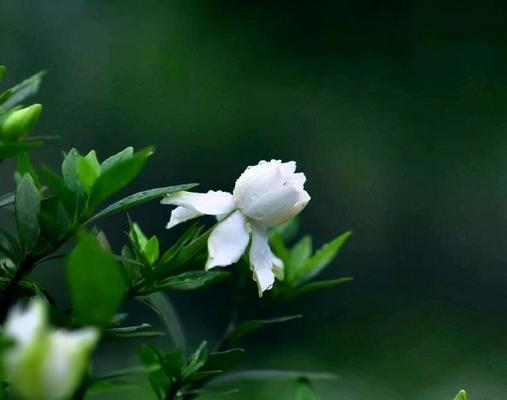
left=162, top=160, right=311, bottom=295
left=2, top=299, right=99, bottom=400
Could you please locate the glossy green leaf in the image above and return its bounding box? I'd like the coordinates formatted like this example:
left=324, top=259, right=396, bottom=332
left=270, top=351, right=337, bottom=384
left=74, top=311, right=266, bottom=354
left=204, top=349, right=245, bottom=373
left=90, top=147, right=154, bottom=207
left=294, top=231, right=351, bottom=282
left=146, top=270, right=229, bottom=294
left=0, top=191, right=15, bottom=209
left=289, top=277, right=353, bottom=299
left=16, top=152, right=39, bottom=187
left=144, top=235, right=160, bottom=265
left=182, top=341, right=208, bottom=379
left=226, top=315, right=302, bottom=345
left=1, top=70, right=46, bottom=110
left=156, top=226, right=210, bottom=277
left=86, top=184, right=197, bottom=224
left=100, top=146, right=133, bottom=173
left=139, top=344, right=170, bottom=400
left=453, top=390, right=467, bottom=400
left=15, top=174, right=41, bottom=253
left=62, top=148, right=85, bottom=194
left=287, top=235, right=312, bottom=282
left=40, top=166, right=78, bottom=217
left=105, top=323, right=163, bottom=340
left=77, top=150, right=100, bottom=192
left=139, top=293, right=186, bottom=355
left=295, top=378, right=320, bottom=400
left=66, top=232, right=126, bottom=326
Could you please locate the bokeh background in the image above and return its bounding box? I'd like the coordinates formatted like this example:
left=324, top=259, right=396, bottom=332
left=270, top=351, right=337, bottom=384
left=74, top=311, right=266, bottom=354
left=2, top=1, right=507, bottom=399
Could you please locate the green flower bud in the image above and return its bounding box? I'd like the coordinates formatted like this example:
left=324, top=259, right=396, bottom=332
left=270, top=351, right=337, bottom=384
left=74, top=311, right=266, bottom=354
left=1, top=104, right=42, bottom=141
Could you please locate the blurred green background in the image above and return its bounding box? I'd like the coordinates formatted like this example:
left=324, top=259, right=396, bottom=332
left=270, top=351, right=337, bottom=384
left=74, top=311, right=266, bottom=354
left=2, top=0, right=507, bottom=399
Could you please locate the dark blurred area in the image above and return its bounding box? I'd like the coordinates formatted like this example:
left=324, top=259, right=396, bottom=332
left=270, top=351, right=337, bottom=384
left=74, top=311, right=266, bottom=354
left=2, top=0, right=507, bottom=398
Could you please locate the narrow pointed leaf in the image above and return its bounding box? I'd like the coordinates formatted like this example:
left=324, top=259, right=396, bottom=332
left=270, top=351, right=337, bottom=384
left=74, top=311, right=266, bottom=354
left=294, top=231, right=351, bottom=282
left=226, top=315, right=302, bottom=344
left=87, top=184, right=197, bottom=224
left=15, top=174, right=40, bottom=253
left=289, top=277, right=353, bottom=299
left=1, top=70, right=46, bottom=110
left=145, top=270, right=229, bottom=294
left=215, top=370, right=338, bottom=383
left=0, top=192, right=15, bottom=209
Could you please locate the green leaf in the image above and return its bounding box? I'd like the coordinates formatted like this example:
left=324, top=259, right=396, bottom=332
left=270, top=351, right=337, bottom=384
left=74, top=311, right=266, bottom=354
left=0, top=140, right=42, bottom=162
left=100, top=146, right=133, bottom=173
left=288, top=277, right=353, bottom=299
left=287, top=235, right=312, bottom=282
left=294, top=231, right=351, bottom=283
left=226, top=315, right=302, bottom=345
left=216, top=370, right=338, bottom=383
left=40, top=166, right=78, bottom=217
left=0, top=66, right=5, bottom=83
left=295, top=378, right=320, bottom=400
left=139, top=344, right=170, bottom=400
left=183, top=341, right=208, bottom=379
left=16, top=152, right=39, bottom=187
left=139, top=293, right=186, bottom=355
left=270, top=233, right=290, bottom=267
left=105, top=323, right=164, bottom=340
left=66, top=232, right=126, bottom=326
left=86, top=184, right=197, bottom=224
left=15, top=174, right=41, bottom=253
left=145, top=270, right=229, bottom=294
left=204, top=349, right=245, bottom=373
left=156, top=226, right=210, bottom=277
left=90, top=147, right=154, bottom=207
left=0, top=192, right=15, bottom=209
left=62, top=148, right=85, bottom=194
left=161, top=348, right=184, bottom=380
left=453, top=390, right=467, bottom=400
left=144, top=235, right=160, bottom=265
left=39, top=195, right=70, bottom=243
left=1, top=70, right=46, bottom=110
left=77, top=150, right=100, bottom=192
left=269, top=217, right=300, bottom=242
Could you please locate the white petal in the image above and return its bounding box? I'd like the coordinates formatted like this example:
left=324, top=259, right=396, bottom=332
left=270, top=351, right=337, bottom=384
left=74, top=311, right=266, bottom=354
left=166, top=206, right=202, bottom=229
left=42, top=328, right=99, bottom=400
left=233, top=161, right=286, bottom=209
left=205, top=211, right=249, bottom=270
left=244, top=184, right=303, bottom=226
left=249, top=225, right=276, bottom=296
left=4, top=299, right=46, bottom=347
left=162, top=190, right=235, bottom=215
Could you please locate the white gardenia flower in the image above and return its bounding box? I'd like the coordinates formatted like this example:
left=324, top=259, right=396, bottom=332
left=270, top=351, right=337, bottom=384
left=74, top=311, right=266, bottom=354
left=2, top=299, right=99, bottom=400
left=162, top=160, right=311, bottom=295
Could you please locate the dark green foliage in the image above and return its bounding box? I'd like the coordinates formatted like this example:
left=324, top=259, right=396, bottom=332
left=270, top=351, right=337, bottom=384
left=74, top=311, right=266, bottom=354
left=66, top=232, right=127, bottom=326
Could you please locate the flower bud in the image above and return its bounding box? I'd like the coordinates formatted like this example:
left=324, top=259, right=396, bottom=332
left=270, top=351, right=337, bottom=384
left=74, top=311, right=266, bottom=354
left=1, top=104, right=42, bottom=141
left=233, top=160, right=310, bottom=226
left=2, top=300, right=99, bottom=400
